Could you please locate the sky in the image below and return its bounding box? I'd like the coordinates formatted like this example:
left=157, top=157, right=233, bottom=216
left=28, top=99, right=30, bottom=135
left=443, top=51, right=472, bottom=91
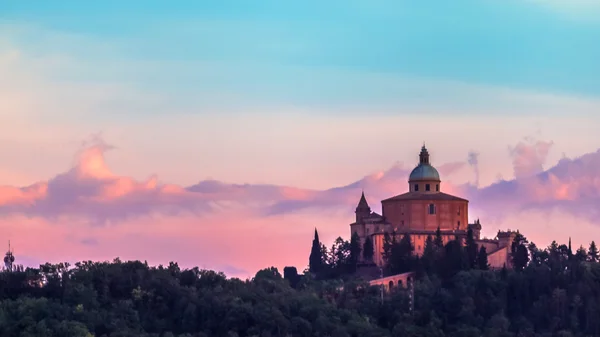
left=0, top=1, right=599, bottom=278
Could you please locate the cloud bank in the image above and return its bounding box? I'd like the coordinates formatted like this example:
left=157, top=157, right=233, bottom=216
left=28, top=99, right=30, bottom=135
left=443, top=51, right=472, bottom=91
left=1, top=136, right=599, bottom=278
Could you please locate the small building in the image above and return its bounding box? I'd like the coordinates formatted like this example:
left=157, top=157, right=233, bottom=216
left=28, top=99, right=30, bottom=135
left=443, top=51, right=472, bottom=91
left=350, top=145, right=516, bottom=269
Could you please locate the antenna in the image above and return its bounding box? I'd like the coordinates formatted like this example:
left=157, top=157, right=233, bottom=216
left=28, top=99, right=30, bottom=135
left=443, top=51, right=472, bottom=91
left=4, top=239, right=15, bottom=272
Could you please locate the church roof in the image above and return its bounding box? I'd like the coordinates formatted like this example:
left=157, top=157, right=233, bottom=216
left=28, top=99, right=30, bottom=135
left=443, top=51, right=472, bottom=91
left=409, top=145, right=440, bottom=181
left=357, top=191, right=369, bottom=209
left=409, top=164, right=440, bottom=181
left=381, top=191, right=468, bottom=202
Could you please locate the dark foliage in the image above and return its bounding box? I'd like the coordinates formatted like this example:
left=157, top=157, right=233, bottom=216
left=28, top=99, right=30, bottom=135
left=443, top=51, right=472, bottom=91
left=0, top=232, right=598, bottom=336
left=309, top=228, right=323, bottom=274
left=363, top=236, right=374, bottom=262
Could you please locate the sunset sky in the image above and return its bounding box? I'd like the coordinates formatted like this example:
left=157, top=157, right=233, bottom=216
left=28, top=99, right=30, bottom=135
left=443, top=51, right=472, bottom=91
left=1, top=1, right=599, bottom=278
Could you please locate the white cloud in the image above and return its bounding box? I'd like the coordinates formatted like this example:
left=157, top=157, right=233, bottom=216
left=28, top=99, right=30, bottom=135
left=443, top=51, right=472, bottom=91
left=529, top=0, right=600, bottom=21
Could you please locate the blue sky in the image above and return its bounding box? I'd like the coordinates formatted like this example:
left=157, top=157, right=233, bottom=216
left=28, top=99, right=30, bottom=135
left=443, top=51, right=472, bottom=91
left=2, top=1, right=600, bottom=273
left=1, top=1, right=599, bottom=190
left=3, top=0, right=600, bottom=109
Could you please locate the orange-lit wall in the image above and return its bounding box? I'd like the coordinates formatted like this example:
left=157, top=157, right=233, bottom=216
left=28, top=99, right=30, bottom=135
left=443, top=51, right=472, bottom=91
left=382, top=199, right=469, bottom=231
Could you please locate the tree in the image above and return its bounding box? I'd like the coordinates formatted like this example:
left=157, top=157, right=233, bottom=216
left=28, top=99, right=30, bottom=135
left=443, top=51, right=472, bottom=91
left=511, top=232, right=529, bottom=271
left=465, top=227, right=478, bottom=269
left=575, top=245, right=587, bottom=262
left=434, top=226, right=444, bottom=250
left=309, top=228, right=323, bottom=274
left=589, top=241, right=599, bottom=262
left=387, top=234, right=414, bottom=274
left=421, top=235, right=435, bottom=272
left=441, top=239, right=467, bottom=278
left=383, top=232, right=394, bottom=263
left=477, top=246, right=489, bottom=270
left=363, top=236, right=374, bottom=262
left=254, top=267, right=282, bottom=281
left=568, top=237, right=573, bottom=259
left=349, top=232, right=362, bottom=270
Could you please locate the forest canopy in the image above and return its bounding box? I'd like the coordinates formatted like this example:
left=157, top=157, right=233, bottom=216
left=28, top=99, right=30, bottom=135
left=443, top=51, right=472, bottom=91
left=0, top=231, right=598, bottom=337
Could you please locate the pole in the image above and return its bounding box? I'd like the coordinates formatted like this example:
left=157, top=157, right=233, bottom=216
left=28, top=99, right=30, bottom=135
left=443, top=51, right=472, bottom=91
left=408, top=276, right=414, bottom=314
left=379, top=267, right=383, bottom=304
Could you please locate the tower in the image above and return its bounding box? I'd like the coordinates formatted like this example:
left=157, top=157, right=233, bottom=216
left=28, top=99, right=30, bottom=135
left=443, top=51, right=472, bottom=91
left=4, top=240, right=15, bottom=272
left=355, top=191, right=371, bottom=223
left=469, top=219, right=482, bottom=240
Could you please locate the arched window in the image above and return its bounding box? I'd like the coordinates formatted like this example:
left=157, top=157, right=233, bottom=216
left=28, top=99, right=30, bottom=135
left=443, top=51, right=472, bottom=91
left=436, top=184, right=439, bottom=191
left=425, top=184, right=430, bottom=191
left=414, top=184, right=419, bottom=191
left=428, top=204, right=436, bottom=215
left=389, top=280, right=394, bottom=289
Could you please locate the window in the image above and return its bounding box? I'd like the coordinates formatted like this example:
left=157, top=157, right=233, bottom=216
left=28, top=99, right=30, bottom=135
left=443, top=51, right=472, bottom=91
left=428, top=204, right=436, bottom=215
left=414, top=184, right=419, bottom=191
left=425, top=184, right=430, bottom=191
left=401, top=220, right=404, bottom=226
left=457, top=221, right=460, bottom=228
left=436, top=184, right=439, bottom=191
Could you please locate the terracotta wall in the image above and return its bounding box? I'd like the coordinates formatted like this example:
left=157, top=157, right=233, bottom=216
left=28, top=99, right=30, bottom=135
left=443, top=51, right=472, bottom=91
left=382, top=199, right=468, bottom=231
left=487, top=248, right=509, bottom=269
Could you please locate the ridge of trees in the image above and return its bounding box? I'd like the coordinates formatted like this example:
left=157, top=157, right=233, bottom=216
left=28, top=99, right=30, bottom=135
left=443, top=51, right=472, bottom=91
left=0, top=230, right=598, bottom=336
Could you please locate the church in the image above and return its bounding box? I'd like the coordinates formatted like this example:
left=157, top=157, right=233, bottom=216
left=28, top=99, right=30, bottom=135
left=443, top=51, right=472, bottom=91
left=350, top=145, right=516, bottom=269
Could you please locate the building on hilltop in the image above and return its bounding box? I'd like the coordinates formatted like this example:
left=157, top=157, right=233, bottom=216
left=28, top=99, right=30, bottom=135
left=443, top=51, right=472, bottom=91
left=350, top=145, right=517, bottom=269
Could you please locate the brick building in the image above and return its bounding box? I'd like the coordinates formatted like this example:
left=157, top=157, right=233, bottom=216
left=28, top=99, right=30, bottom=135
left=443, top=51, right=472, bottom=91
left=350, top=145, right=516, bottom=269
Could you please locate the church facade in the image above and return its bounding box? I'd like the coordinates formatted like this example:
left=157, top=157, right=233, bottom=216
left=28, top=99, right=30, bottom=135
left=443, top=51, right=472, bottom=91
left=350, top=145, right=516, bottom=269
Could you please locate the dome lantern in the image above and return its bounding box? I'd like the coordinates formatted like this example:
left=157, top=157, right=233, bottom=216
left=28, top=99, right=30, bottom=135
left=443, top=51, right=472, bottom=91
left=408, top=145, right=441, bottom=193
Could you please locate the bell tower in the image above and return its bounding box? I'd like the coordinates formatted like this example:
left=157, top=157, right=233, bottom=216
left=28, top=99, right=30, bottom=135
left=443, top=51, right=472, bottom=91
left=355, top=191, right=371, bottom=223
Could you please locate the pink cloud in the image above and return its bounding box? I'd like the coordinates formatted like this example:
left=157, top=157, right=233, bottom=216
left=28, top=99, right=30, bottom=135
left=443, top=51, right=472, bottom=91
left=0, top=136, right=599, bottom=277
left=508, top=138, right=554, bottom=178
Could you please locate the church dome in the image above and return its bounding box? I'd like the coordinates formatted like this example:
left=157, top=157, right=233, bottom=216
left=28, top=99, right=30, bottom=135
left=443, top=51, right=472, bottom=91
left=408, top=145, right=441, bottom=182
left=409, top=164, right=440, bottom=181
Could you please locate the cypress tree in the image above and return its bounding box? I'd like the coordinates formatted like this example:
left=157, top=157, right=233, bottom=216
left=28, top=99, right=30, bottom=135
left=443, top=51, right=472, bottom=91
left=568, top=237, right=573, bottom=260
left=589, top=241, right=599, bottom=262
left=422, top=235, right=435, bottom=273
left=309, top=228, right=323, bottom=274
left=465, top=227, right=478, bottom=269
left=434, top=226, right=444, bottom=250
left=349, top=232, right=362, bottom=271
left=477, top=246, right=489, bottom=270
left=363, top=236, right=374, bottom=262
left=511, top=232, right=529, bottom=271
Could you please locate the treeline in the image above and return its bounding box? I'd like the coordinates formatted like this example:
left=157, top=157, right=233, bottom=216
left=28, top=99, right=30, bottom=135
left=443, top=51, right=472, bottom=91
left=309, top=226, right=600, bottom=279
left=0, top=230, right=598, bottom=336
left=0, top=259, right=390, bottom=337
left=308, top=227, right=600, bottom=336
